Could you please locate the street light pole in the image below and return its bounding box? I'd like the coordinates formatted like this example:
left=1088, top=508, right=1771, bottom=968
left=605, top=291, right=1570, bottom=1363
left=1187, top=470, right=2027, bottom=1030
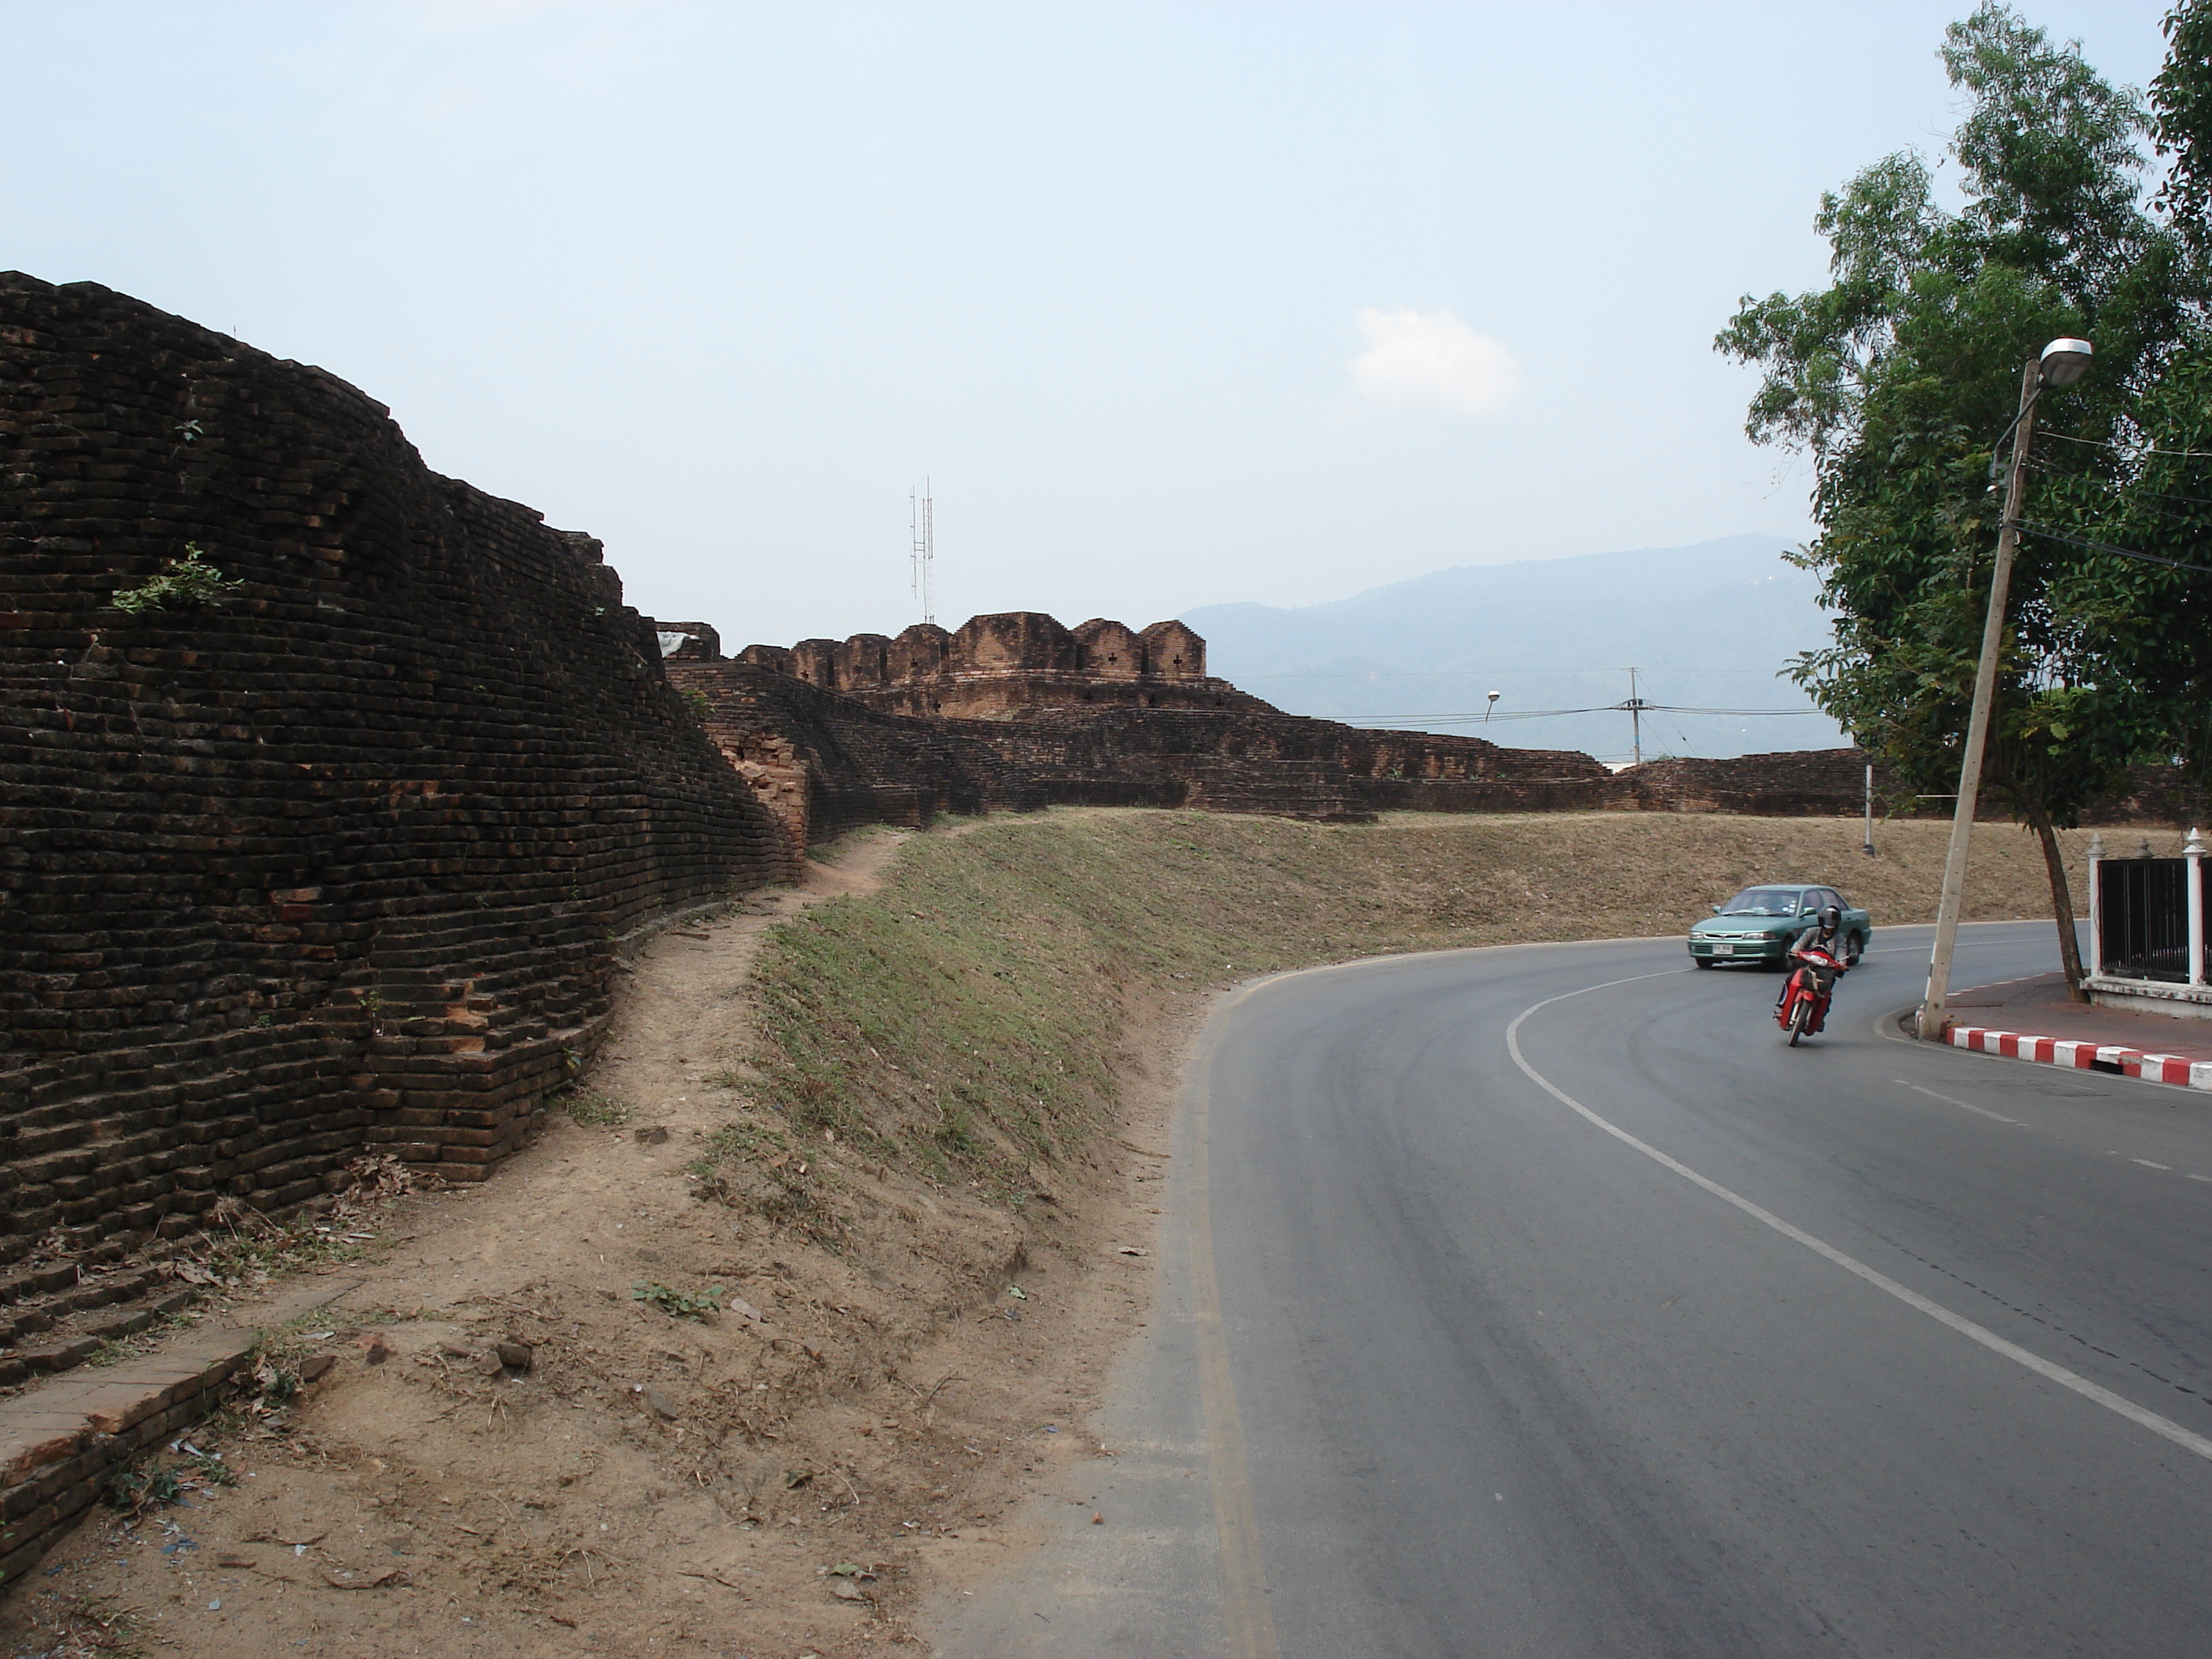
left=1917, top=339, right=2092, bottom=1041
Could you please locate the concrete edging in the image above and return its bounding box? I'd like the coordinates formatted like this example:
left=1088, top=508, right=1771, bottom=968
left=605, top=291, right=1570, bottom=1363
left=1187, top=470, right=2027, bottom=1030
left=1943, top=1024, right=2212, bottom=1091
left=0, top=1280, right=360, bottom=1591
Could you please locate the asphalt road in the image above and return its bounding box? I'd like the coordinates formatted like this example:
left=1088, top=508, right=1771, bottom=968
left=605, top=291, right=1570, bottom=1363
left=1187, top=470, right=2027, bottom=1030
left=928, top=922, right=2212, bottom=1657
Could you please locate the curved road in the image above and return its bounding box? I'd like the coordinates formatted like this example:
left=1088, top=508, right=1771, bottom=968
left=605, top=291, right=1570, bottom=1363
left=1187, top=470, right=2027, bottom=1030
left=929, top=924, right=2212, bottom=1656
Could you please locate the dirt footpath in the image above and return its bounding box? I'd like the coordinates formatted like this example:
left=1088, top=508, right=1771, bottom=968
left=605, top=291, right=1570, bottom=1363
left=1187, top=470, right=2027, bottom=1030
left=6, top=833, right=1188, bottom=1659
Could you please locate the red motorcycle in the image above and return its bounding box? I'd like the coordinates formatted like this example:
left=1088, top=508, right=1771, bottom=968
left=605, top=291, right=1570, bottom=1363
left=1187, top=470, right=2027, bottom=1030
left=1777, top=944, right=1847, bottom=1046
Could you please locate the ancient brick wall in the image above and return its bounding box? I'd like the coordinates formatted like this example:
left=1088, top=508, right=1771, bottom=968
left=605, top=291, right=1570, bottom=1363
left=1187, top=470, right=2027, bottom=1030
left=1615, top=749, right=2200, bottom=826
left=0, top=273, right=791, bottom=1280
left=665, top=630, right=1625, bottom=841
left=1618, top=749, right=1885, bottom=817
left=969, top=708, right=1619, bottom=821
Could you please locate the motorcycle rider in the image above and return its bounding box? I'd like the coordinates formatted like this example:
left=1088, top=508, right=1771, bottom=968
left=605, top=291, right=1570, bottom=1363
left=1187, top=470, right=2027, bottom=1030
left=1776, top=903, right=1848, bottom=1013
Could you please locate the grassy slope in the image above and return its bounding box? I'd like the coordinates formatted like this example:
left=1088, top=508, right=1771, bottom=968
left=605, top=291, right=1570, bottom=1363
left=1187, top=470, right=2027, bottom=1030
left=713, top=808, right=2087, bottom=1199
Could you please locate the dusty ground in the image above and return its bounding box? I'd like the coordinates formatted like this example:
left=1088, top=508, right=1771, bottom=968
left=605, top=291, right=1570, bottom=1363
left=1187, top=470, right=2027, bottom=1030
left=5, top=831, right=1192, bottom=1659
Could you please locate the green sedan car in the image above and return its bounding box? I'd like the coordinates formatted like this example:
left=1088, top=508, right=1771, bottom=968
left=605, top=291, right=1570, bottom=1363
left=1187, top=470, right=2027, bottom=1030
left=1687, top=883, right=1872, bottom=969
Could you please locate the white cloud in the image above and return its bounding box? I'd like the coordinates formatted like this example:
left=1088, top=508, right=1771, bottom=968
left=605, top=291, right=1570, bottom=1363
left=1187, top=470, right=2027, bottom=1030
left=1350, top=306, right=1521, bottom=416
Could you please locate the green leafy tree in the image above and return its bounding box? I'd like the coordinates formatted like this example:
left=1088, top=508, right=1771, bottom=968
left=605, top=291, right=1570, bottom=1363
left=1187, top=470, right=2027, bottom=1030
left=1717, top=2, right=2196, bottom=994
left=2152, top=0, right=2212, bottom=246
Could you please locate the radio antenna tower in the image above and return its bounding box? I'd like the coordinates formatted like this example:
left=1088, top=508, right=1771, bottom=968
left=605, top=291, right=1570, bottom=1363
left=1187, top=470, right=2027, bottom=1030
left=910, top=480, right=936, bottom=626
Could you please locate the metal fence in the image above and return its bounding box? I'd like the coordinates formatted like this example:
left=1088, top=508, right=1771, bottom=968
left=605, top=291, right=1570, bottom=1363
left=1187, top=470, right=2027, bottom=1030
left=2096, top=857, right=2196, bottom=983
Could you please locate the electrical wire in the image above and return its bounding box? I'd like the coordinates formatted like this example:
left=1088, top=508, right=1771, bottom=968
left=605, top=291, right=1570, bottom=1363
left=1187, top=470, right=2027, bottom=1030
left=1343, top=702, right=1818, bottom=727
left=2012, top=518, right=2212, bottom=575
left=1234, top=667, right=1796, bottom=681
left=1344, top=705, right=1615, bottom=723
left=2039, top=429, right=2212, bottom=460
left=2028, top=460, right=2212, bottom=516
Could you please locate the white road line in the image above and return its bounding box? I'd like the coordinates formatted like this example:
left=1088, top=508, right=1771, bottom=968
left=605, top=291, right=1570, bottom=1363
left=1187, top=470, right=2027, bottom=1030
left=1899, top=1079, right=2022, bottom=1125
left=1505, top=983, right=2212, bottom=1467
left=1907, top=1082, right=2020, bottom=1122
left=2134, top=1159, right=2173, bottom=1171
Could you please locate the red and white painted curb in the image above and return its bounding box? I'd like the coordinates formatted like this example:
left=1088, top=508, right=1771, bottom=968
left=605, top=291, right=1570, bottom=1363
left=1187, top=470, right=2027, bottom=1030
left=1944, top=1024, right=2212, bottom=1091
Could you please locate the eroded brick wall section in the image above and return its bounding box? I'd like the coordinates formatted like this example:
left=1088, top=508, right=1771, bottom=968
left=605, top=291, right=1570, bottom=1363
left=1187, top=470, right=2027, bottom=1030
left=1618, top=750, right=1888, bottom=817
left=665, top=658, right=1047, bottom=850
left=0, top=273, right=791, bottom=1273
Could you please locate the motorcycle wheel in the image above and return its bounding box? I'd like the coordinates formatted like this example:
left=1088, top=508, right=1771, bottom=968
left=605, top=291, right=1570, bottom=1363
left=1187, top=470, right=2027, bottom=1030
left=1787, top=997, right=1811, bottom=1046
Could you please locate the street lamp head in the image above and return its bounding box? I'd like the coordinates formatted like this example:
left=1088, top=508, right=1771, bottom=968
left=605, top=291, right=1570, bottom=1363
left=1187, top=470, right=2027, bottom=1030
left=2038, top=337, right=2093, bottom=387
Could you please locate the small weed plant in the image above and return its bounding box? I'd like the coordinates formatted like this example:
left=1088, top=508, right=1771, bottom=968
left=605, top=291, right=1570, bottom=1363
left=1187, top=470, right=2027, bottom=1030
left=557, top=1087, right=632, bottom=1127
left=632, top=1280, right=727, bottom=1321
left=686, top=1119, right=786, bottom=1176
left=100, top=1461, right=183, bottom=1515
left=110, top=544, right=242, bottom=614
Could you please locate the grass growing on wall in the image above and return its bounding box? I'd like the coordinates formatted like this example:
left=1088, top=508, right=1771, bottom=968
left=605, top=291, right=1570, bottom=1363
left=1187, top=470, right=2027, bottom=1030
left=708, top=808, right=2095, bottom=1199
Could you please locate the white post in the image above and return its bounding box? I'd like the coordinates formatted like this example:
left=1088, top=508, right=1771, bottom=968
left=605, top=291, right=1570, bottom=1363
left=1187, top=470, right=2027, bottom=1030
left=2188, top=827, right=2206, bottom=987
left=2086, top=832, right=2104, bottom=980
left=1862, top=764, right=1875, bottom=856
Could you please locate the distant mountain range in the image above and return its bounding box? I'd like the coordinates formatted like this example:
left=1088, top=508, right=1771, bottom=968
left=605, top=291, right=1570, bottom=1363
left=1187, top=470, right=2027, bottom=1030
left=1183, top=534, right=1848, bottom=765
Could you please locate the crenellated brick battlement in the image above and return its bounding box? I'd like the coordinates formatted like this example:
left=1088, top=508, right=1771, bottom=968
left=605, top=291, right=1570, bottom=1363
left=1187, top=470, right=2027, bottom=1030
left=681, top=610, right=1264, bottom=720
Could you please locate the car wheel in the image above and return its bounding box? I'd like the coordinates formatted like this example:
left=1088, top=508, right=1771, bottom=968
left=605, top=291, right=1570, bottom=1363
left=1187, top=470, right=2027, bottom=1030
left=1693, top=957, right=1716, bottom=969
left=1847, top=933, right=1865, bottom=965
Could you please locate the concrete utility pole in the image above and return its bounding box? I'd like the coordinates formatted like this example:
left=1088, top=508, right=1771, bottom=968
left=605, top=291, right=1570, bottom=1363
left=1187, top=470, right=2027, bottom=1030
left=1625, top=668, right=1647, bottom=768
left=1918, top=339, right=2093, bottom=1041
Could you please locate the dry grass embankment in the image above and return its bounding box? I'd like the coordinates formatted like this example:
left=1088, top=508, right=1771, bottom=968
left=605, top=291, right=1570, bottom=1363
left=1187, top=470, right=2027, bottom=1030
left=711, top=808, right=2085, bottom=1201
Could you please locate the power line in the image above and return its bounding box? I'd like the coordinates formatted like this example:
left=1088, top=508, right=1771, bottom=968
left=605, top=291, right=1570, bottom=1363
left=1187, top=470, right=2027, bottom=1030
left=2039, top=429, right=2212, bottom=460
left=2013, top=518, right=2212, bottom=575
left=2032, top=459, right=2212, bottom=512
left=1343, top=701, right=1819, bottom=727
left=1236, top=667, right=1799, bottom=681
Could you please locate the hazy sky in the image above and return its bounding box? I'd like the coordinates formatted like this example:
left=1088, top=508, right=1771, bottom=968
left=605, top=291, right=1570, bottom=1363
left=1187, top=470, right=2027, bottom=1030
left=5, top=2, right=2172, bottom=650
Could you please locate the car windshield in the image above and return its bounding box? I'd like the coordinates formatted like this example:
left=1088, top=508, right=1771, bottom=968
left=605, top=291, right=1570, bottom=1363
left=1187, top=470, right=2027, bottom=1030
left=1718, top=888, right=1804, bottom=916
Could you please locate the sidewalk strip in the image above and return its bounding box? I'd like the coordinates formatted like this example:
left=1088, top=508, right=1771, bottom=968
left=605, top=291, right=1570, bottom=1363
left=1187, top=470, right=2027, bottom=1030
left=1945, top=1024, right=2212, bottom=1092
